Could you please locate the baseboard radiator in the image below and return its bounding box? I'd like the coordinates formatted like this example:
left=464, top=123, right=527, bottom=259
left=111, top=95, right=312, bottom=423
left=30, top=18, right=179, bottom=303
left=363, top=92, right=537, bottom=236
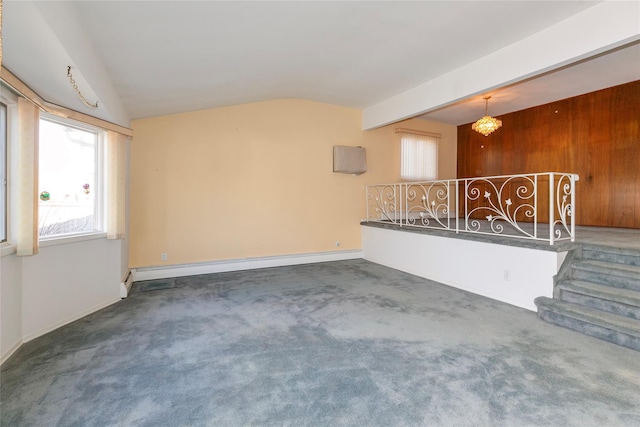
left=120, top=270, right=134, bottom=298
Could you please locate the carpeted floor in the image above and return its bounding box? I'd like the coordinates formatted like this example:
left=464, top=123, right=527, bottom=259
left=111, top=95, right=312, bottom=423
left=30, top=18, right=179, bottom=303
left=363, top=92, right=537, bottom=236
left=2, top=259, right=639, bottom=426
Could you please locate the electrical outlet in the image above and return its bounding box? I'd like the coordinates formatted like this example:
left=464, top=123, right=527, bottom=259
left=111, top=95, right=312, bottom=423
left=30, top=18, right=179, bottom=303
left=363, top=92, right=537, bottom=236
left=335, top=241, right=341, bottom=247
left=503, top=270, right=511, bottom=281
left=161, top=253, right=168, bottom=261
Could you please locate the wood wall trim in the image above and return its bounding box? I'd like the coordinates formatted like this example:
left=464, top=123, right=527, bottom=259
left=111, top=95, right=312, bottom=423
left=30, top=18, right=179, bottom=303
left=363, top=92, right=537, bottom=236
left=1, top=66, right=133, bottom=137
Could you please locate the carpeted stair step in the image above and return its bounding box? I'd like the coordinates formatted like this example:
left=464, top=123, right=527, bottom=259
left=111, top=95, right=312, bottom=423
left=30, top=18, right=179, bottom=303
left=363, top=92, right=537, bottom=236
left=555, top=280, right=640, bottom=320
left=582, top=244, right=640, bottom=267
left=572, top=260, right=640, bottom=291
left=535, top=296, right=640, bottom=351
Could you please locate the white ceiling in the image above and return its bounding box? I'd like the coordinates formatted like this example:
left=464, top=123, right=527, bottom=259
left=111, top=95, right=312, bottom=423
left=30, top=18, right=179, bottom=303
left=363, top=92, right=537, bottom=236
left=2, top=1, right=639, bottom=128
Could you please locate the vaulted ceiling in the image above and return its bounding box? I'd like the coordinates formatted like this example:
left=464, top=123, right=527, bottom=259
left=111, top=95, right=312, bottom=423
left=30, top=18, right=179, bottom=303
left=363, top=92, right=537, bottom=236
left=2, top=1, right=639, bottom=129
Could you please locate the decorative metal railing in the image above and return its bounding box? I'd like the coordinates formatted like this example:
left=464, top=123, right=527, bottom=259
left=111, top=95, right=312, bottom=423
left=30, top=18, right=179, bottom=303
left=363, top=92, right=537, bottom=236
left=365, top=172, right=579, bottom=245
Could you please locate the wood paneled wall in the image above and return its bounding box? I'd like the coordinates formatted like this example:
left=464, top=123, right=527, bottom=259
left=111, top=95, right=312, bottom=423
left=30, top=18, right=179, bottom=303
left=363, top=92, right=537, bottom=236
left=457, top=80, right=640, bottom=229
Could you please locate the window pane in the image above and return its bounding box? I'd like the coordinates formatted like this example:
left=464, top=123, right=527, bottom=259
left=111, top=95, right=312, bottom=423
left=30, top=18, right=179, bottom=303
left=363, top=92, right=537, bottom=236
left=39, top=119, right=98, bottom=237
left=0, top=103, right=6, bottom=242
left=400, top=132, right=438, bottom=181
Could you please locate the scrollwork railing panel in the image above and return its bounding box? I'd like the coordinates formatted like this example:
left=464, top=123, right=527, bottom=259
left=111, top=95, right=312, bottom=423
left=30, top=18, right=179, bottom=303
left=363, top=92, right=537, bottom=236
left=366, top=184, right=401, bottom=224
left=364, top=172, right=579, bottom=245
left=464, top=175, right=537, bottom=238
left=404, top=181, right=453, bottom=230
left=552, top=173, right=577, bottom=242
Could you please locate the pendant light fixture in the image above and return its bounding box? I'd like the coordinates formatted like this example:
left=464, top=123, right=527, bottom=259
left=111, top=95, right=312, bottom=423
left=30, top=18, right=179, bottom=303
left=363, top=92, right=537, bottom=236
left=472, top=96, right=502, bottom=136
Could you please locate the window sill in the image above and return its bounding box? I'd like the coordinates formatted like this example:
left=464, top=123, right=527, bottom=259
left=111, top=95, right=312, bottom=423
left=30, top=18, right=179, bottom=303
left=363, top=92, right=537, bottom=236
left=39, top=232, right=107, bottom=248
left=1, top=243, right=17, bottom=257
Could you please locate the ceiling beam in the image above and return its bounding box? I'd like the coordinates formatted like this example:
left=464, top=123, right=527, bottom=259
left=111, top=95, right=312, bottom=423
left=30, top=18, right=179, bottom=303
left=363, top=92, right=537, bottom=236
left=362, top=1, right=640, bottom=130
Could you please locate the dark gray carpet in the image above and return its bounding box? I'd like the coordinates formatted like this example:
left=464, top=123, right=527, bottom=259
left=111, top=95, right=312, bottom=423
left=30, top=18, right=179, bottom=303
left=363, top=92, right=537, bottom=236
left=2, top=260, right=639, bottom=426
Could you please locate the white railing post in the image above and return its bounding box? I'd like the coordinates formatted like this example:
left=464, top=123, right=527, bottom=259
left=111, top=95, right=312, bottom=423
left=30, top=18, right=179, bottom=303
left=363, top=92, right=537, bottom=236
left=571, top=174, right=577, bottom=242
left=549, top=173, right=555, bottom=245
left=533, top=175, right=538, bottom=239
left=365, top=185, right=369, bottom=222
left=455, top=180, right=459, bottom=233
left=464, top=178, right=468, bottom=233
left=398, top=184, right=401, bottom=225
left=401, top=183, right=405, bottom=226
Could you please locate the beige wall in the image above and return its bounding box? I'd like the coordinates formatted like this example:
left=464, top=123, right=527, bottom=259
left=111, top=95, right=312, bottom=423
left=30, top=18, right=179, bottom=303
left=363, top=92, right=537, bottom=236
left=130, top=99, right=456, bottom=268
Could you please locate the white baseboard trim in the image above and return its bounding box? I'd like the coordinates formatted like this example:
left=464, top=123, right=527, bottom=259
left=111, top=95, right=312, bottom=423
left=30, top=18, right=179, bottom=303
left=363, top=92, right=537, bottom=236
left=133, top=249, right=365, bottom=282
left=22, top=297, right=122, bottom=344
left=1, top=339, right=23, bottom=366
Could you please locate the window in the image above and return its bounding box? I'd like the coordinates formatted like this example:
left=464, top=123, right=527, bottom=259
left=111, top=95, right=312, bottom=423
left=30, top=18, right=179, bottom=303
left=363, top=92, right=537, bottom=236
left=398, top=129, right=439, bottom=181
left=38, top=116, right=104, bottom=238
left=0, top=103, right=6, bottom=242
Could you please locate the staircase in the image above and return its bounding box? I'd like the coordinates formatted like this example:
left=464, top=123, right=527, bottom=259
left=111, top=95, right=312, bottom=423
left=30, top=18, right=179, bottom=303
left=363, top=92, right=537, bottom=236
left=535, top=244, right=640, bottom=351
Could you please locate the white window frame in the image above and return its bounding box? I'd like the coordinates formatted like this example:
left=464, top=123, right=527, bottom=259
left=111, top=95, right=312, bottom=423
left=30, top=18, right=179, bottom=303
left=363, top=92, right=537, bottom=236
left=38, top=114, right=107, bottom=242
left=0, top=85, right=19, bottom=256
left=397, top=128, right=439, bottom=182
left=0, top=102, right=7, bottom=244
